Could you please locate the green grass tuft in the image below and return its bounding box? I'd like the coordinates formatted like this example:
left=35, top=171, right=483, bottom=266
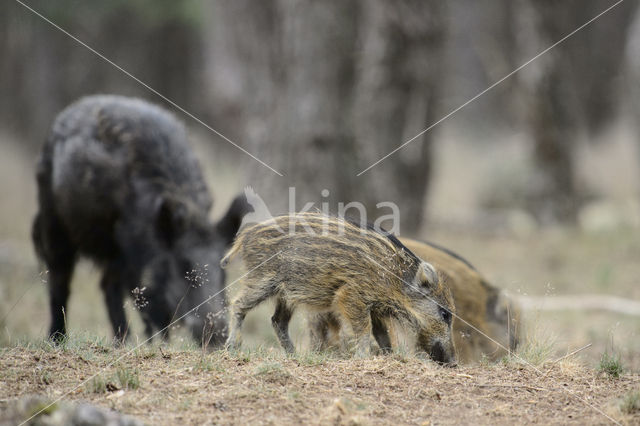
left=25, top=399, right=58, bottom=417
left=619, top=389, right=640, bottom=414
left=192, top=354, right=225, bottom=373
left=116, top=365, right=140, bottom=390
left=88, top=376, right=107, bottom=394
left=599, top=351, right=623, bottom=378
left=254, top=362, right=285, bottom=376
left=85, top=366, right=139, bottom=393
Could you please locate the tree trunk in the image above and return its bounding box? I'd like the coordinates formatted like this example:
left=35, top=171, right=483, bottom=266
left=203, top=1, right=279, bottom=154
left=260, top=0, right=360, bottom=213
left=525, top=0, right=638, bottom=223
left=204, top=1, right=446, bottom=234
left=353, top=0, right=446, bottom=234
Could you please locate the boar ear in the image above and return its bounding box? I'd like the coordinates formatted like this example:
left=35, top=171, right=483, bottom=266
left=155, top=196, right=188, bottom=247
left=416, top=262, right=439, bottom=289
left=215, top=193, right=252, bottom=246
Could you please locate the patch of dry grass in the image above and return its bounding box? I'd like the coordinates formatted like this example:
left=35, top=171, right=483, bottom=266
left=1, top=341, right=639, bottom=425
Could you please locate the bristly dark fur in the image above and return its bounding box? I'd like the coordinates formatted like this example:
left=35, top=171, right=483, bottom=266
left=32, top=95, right=249, bottom=346
left=342, top=215, right=421, bottom=264
left=422, top=240, right=477, bottom=271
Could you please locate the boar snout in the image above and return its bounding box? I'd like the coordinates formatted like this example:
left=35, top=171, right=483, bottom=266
left=429, top=340, right=457, bottom=366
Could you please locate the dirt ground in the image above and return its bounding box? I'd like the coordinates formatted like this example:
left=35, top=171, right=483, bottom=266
left=1, top=342, right=639, bottom=426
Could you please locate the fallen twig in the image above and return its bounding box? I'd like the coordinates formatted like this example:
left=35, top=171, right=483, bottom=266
left=518, top=295, right=640, bottom=316
left=474, top=383, right=548, bottom=392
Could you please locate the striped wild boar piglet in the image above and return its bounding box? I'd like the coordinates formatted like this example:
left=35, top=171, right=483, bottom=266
left=399, top=239, right=521, bottom=363
left=312, top=238, right=521, bottom=364
left=221, top=213, right=456, bottom=363
left=32, top=95, right=249, bottom=346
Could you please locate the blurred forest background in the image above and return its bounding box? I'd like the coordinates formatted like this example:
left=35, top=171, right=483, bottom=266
left=1, top=1, right=640, bottom=369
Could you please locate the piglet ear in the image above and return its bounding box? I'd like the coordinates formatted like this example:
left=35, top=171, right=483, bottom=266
left=417, top=261, right=439, bottom=289
left=155, top=196, right=188, bottom=247
left=215, top=193, right=252, bottom=246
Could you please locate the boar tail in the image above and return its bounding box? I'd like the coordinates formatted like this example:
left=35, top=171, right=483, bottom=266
left=220, top=242, right=241, bottom=269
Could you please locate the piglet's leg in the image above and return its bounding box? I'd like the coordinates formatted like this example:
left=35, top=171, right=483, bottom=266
left=226, top=278, right=278, bottom=350
left=309, top=312, right=341, bottom=351
left=335, top=288, right=372, bottom=358
left=271, top=298, right=295, bottom=353
left=371, top=315, right=392, bottom=353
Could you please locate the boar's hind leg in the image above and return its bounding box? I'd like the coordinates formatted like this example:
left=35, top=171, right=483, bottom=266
left=33, top=212, right=76, bottom=342
left=100, top=264, right=129, bottom=344
left=336, top=289, right=372, bottom=357
left=371, top=315, right=392, bottom=354
left=226, top=279, right=279, bottom=350
left=271, top=298, right=295, bottom=353
left=309, top=312, right=341, bottom=351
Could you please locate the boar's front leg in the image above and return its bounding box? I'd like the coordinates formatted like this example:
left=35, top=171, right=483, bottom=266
left=100, top=263, right=130, bottom=344
left=226, top=278, right=279, bottom=350
left=271, top=298, right=295, bottom=353
left=336, top=288, right=372, bottom=357
left=371, top=314, right=392, bottom=354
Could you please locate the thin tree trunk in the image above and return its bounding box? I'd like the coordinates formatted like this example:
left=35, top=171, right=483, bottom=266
left=264, top=0, right=360, bottom=212
left=354, top=0, right=446, bottom=234
left=526, top=0, right=638, bottom=223
left=212, top=0, right=360, bottom=214
left=203, top=0, right=279, bottom=154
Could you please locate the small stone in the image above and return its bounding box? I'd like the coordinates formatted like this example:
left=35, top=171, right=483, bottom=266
left=71, top=404, right=106, bottom=426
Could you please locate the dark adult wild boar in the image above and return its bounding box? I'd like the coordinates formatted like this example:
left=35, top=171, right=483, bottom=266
left=32, top=95, right=248, bottom=345
left=221, top=213, right=456, bottom=363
